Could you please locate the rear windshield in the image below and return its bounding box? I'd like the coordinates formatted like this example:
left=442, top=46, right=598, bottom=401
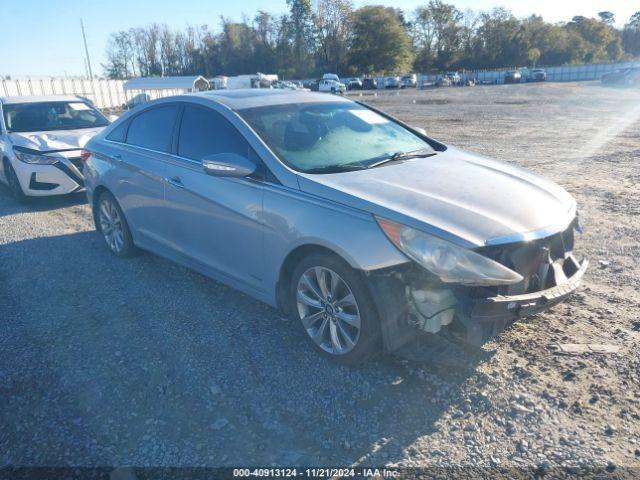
left=3, top=101, right=109, bottom=132
left=239, top=101, right=433, bottom=173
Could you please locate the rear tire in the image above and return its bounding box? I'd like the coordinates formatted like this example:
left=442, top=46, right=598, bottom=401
left=289, top=253, right=382, bottom=365
left=4, top=160, right=27, bottom=202
left=95, top=191, right=136, bottom=257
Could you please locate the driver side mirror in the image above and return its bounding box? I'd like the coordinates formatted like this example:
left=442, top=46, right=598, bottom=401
left=202, top=153, right=256, bottom=178
left=412, top=126, right=427, bottom=136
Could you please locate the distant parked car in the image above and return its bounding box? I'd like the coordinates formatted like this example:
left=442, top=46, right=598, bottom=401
left=601, top=68, right=640, bottom=87
left=445, top=72, right=461, bottom=86
left=362, top=77, right=377, bottom=90
left=529, top=68, right=547, bottom=82
left=385, top=76, right=400, bottom=89
left=504, top=70, right=522, bottom=84
left=303, top=79, right=319, bottom=91
left=435, top=76, right=452, bottom=87
left=125, top=93, right=151, bottom=109
left=0, top=95, right=110, bottom=200
left=271, top=81, right=302, bottom=90
left=400, top=74, right=417, bottom=88
left=319, top=79, right=346, bottom=94
left=346, top=78, right=362, bottom=90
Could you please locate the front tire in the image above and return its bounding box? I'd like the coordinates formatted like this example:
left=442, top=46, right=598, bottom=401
left=4, top=160, right=27, bottom=202
left=96, top=191, right=135, bottom=257
left=289, top=253, right=381, bottom=365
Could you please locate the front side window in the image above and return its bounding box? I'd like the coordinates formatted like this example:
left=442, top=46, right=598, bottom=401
left=177, top=105, right=248, bottom=160
left=126, top=105, right=177, bottom=152
left=238, top=102, right=434, bottom=173
left=3, top=101, right=109, bottom=133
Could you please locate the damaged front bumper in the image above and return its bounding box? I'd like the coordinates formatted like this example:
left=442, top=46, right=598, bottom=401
left=464, top=258, right=588, bottom=323
left=454, top=255, right=588, bottom=345
left=367, top=221, right=588, bottom=352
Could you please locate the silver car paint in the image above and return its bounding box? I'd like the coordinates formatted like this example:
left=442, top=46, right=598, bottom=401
left=85, top=91, right=576, bottom=307
left=85, top=95, right=408, bottom=306
left=162, top=156, right=264, bottom=289
left=297, top=145, right=576, bottom=248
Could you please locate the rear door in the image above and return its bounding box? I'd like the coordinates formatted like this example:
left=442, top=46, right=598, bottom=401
left=106, top=104, right=178, bottom=249
left=163, top=103, right=264, bottom=290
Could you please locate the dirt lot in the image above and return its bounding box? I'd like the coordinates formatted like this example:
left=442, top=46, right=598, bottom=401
left=1, top=82, right=639, bottom=475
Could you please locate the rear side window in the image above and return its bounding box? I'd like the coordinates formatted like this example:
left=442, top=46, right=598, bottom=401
left=106, top=120, right=129, bottom=142
left=178, top=106, right=248, bottom=161
left=126, top=106, right=177, bottom=152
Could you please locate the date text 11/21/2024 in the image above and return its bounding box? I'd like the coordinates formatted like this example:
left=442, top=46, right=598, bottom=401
left=232, top=467, right=400, bottom=478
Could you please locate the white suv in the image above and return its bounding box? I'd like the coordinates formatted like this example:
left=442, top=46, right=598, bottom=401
left=318, top=79, right=346, bottom=94
left=0, top=95, right=110, bottom=200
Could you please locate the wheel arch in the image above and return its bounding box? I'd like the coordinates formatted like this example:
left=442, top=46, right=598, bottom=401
left=276, top=243, right=357, bottom=314
left=91, top=185, right=112, bottom=232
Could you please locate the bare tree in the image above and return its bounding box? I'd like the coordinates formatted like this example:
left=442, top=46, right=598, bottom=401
left=315, top=0, right=353, bottom=74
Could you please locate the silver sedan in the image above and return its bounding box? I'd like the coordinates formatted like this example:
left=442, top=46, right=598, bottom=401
left=83, top=90, right=587, bottom=365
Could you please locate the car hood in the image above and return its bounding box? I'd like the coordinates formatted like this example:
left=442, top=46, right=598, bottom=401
left=8, top=128, right=103, bottom=152
left=297, top=146, right=576, bottom=248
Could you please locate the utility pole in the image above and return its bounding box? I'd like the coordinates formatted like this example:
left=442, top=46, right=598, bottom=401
left=80, top=18, right=93, bottom=79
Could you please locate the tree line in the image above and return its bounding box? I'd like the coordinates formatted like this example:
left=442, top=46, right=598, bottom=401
left=103, top=0, right=640, bottom=79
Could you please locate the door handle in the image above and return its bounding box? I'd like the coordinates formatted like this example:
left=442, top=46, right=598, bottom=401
left=112, top=153, right=122, bottom=161
left=165, top=176, right=184, bottom=188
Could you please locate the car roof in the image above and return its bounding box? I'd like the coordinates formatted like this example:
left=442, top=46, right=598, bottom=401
left=0, top=95, right=84, bottom=105
left=191, top=89, right=352, bottom=110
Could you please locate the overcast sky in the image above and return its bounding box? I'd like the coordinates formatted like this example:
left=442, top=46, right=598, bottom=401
left=2, top=0, right=637, bottom=77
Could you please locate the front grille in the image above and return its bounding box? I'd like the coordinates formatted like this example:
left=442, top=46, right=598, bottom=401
left=472, top=219, right=579, bottom=297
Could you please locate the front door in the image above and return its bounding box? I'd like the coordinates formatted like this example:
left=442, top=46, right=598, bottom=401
left=163, top=104, right=264, bottom=291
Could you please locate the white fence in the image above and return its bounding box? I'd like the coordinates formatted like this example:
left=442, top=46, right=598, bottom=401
left=418, top=60, right=640, bottom=85
left=3, top=59, right=640, bottom=107
left=0, top=78, right=188, bottom=110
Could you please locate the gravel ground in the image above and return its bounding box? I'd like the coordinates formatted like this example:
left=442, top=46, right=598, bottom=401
left=1, top=81, right=639, bottom=475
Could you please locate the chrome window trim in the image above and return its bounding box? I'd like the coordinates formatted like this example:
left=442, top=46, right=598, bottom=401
left=102, top=138, right=279, bottom=187
left=104, top=138, right=177, bottom=159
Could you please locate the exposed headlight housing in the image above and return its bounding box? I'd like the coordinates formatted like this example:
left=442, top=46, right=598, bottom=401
left=13, top=146, right=59, bottom=165
left=376, top=217, right=523, bottom=286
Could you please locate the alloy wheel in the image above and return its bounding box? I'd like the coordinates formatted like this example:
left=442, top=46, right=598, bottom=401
left=296, top=266, right=361, bottom=355
left=99, top=198, right=125, bottom=254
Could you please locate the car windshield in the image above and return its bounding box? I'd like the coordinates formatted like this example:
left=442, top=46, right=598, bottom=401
left=3, top=101, right=109, bottom=133
left=239, top=102, right=434, bottom=173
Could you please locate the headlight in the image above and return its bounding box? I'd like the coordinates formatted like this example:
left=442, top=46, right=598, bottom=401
left=376, top=217, right=523, bottom=286
left=13, top=147, right=59, bottom=165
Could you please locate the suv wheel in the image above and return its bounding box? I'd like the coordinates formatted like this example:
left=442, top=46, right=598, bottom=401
left=290, top=253, right=381, bottom=365
left=96, top=191, right=135, bottom=257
